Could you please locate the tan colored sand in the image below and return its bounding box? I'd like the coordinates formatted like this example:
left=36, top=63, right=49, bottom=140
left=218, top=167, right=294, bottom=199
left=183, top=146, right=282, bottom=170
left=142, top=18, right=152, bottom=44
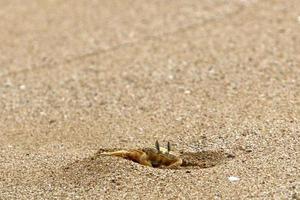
left=0, top=0, right=299, bottom=199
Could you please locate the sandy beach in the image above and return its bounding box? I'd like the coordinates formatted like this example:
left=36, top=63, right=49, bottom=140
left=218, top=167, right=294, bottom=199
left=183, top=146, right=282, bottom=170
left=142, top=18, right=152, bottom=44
left=0, top=0, right=299, bottom=199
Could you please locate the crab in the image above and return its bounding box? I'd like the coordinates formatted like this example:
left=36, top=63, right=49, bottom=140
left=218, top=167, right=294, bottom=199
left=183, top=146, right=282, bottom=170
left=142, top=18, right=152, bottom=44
left=101, top=140, right=228, bottom=169
left=101, top=141, right=183, bottom=168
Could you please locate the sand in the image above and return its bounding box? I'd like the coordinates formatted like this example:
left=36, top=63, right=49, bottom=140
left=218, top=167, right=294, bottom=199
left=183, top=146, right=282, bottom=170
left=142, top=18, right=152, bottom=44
left=0, top=0, right=299, bottom=199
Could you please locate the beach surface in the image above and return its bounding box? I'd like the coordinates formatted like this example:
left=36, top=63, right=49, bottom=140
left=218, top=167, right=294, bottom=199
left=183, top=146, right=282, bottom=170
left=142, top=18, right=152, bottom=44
left=0, top=0, right=299, bottom=199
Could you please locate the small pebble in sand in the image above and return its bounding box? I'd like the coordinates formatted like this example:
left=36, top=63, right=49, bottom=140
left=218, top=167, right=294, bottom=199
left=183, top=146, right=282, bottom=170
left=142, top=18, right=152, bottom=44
left=40, top=112, right=46, bottom=116
left=176, top=117, right=182, bottom=121
left=228, top=176, right=240, bottom=182
left=4, top=80, right=12, bottom=87
left=20, top=85, right=26, bottom=90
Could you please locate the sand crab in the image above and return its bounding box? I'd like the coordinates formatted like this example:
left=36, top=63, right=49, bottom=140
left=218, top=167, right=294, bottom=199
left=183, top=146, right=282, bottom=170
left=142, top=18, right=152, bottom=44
left=101, top=141, right=183, bottom=168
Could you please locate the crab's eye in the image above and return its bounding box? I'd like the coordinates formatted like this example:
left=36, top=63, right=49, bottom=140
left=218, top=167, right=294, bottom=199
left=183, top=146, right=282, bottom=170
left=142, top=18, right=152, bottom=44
left=155, top=140, right=160, bottom=152
left=167, top=141, right=171, bottom=152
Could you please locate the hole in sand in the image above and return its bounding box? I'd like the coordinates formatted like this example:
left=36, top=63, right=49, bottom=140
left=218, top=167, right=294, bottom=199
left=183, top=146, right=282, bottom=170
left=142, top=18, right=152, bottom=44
left=60, top=148, right=235, bottom=187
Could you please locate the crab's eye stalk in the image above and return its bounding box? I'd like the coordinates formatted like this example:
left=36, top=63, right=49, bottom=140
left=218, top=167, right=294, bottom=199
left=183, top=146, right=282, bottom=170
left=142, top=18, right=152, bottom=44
left=155, top=140, right=160, bottom=152
left=167, top=141, right=171, bottom=153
